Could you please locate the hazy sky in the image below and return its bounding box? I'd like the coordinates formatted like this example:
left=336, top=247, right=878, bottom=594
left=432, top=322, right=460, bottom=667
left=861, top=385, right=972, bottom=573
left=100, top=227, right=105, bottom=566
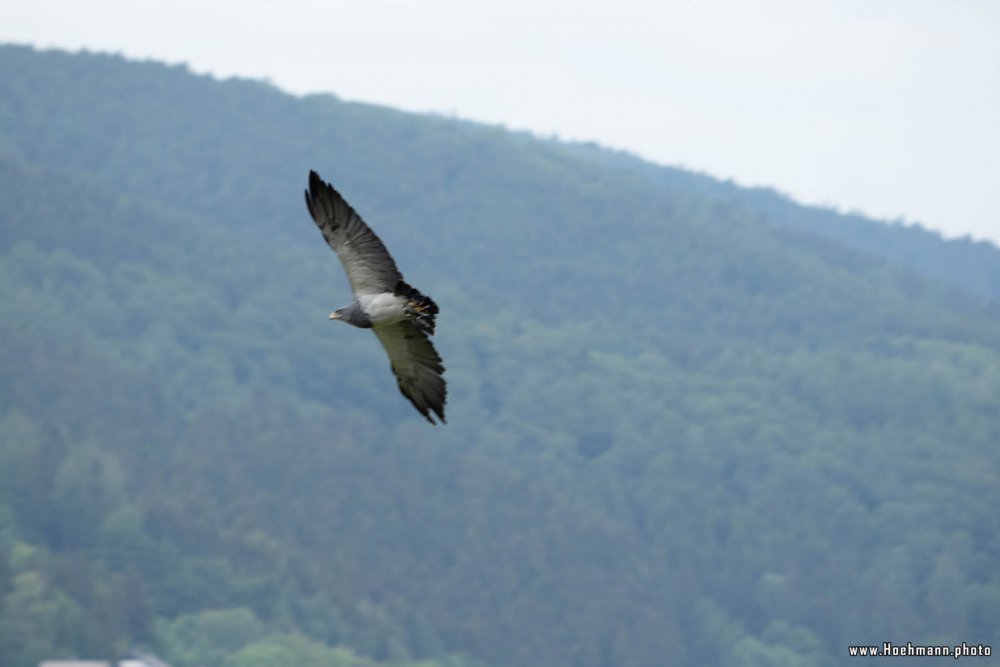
left=3, top=0, right=999, bottom=244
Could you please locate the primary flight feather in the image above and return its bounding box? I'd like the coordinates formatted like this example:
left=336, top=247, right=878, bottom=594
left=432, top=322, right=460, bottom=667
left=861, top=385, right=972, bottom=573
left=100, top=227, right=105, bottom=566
left=304, top=170, right=446, bottom=424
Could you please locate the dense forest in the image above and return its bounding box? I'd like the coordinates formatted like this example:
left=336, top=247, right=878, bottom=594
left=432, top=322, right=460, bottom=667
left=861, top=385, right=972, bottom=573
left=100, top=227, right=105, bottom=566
left=0, top=44, right=998, bottom=666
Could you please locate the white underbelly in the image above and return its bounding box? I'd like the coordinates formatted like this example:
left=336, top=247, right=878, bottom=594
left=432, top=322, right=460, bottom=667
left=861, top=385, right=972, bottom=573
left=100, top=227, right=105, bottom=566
left=359, top=292, right=406, bottom=325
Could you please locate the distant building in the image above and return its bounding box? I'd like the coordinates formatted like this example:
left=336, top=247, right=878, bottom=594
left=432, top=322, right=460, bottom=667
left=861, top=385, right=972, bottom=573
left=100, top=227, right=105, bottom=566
left=39, top=655, right=172, bottom=667
left=126, top=651, right=174, bottom=667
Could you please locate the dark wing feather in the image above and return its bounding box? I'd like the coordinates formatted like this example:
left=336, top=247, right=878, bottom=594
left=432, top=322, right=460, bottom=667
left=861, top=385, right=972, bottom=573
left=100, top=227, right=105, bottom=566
left=372, top=320, right=447, bottom=424
left=304, top=170, right=402, bottom=296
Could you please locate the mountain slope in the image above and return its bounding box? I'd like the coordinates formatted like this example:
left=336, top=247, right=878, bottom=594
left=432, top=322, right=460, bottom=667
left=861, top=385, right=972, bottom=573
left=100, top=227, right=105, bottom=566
left=2, top=43, right=998, bottom=303
left=562, top=139, right=1000, bottom=301
left=1, top=44, right=998, bottom=667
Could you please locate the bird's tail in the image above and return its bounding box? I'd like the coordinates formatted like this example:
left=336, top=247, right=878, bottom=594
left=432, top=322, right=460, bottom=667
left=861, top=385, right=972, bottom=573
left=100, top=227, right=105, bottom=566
left=396, top=280, right=439, bottom=335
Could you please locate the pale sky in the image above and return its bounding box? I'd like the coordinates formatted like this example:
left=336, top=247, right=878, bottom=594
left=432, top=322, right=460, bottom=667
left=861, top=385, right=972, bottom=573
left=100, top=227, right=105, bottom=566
left=3, top=0, right=999, bottom=244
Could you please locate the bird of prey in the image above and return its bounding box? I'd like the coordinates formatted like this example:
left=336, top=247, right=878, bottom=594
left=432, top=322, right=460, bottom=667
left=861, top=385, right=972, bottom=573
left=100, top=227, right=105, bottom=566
left=304, top=170, right=446, bottom=424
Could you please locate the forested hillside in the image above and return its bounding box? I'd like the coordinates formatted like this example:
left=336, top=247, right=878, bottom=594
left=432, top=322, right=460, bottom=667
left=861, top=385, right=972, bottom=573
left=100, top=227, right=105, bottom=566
left=561, top=141, right=1000, bottom=302
left=1, top=44, right=998, bottom=667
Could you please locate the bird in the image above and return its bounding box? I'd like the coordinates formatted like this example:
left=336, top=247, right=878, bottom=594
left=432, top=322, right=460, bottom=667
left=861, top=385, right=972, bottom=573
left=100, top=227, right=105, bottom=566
left=304, top=170, right=447, bottom=424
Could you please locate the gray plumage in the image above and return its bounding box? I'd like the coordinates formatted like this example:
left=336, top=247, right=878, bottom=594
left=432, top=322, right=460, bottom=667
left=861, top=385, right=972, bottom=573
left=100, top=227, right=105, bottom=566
left=304, top=170, right=446, bottom=424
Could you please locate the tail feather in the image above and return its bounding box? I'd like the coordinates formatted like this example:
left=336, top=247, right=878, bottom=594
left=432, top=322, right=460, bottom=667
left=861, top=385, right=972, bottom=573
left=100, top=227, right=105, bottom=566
left=395, top=280, right=438, bottom=335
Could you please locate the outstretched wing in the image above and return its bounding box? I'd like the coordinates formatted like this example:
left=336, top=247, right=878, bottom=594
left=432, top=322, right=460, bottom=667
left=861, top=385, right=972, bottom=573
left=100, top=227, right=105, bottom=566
left=373, top=320, right=447, bottom=424
left=304, top=170, right=402, bottom=296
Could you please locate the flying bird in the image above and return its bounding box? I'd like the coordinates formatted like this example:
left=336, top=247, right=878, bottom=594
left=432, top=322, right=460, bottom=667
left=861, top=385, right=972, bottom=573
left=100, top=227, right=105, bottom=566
left=304, top=170, right=446, bottom=424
